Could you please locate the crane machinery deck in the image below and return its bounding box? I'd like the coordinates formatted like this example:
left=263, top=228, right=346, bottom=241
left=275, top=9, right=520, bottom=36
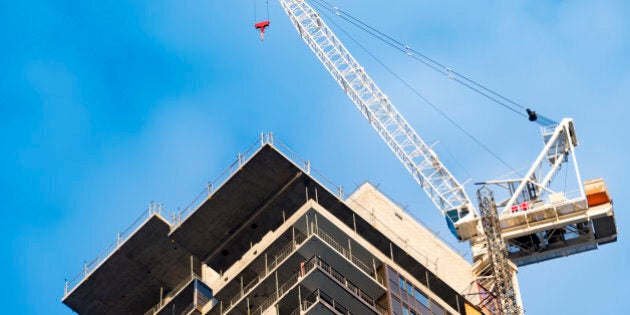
left=275, top=0, right=618, bottom=313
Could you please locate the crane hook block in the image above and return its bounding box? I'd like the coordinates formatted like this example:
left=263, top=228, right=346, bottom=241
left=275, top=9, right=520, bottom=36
left=526, top=108, right=538, bottom=122
left=254, top=21, right=271, bottom=42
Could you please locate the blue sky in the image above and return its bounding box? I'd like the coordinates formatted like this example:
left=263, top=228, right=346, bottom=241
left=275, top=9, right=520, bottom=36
left=1, top=0, right=628, bottom=314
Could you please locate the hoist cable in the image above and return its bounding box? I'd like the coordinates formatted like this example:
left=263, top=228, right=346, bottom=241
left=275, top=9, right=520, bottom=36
left=313, top=0, right=553, bottom=122
left=310, top=0, right=519, bottom=174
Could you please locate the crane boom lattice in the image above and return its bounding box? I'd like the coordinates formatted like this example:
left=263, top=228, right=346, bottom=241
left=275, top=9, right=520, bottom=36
left=279, top=0, right=478, bottom=238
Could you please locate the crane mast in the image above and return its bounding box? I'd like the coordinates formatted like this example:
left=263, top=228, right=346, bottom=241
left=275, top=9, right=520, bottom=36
left=278, top=0, right=479, bottom=240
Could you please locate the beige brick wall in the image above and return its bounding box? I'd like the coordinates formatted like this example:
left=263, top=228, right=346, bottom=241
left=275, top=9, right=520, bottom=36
left=345, top=182, right=475, bottom=294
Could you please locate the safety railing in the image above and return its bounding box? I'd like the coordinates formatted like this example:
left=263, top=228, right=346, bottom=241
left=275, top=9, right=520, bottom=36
left=174, top=135, right=270, bottom=226
left=143, top=273, right=202, bottom=315
left=64, top=202, right=164, bottom=297
left=223, top=255, right=387, bottom=315
left=228, top=232, right=308, bottom=308
left=315, top=258, right=386, bottom=314
left=290, top=288, right=352, bottom=315
left=63, top=132, right=447, bottom=299
left=310, top=225, right=384, bottom=286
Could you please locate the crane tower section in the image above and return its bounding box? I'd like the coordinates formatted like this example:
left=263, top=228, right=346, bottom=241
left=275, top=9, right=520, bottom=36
left=279, top=0, right=479, bottom=240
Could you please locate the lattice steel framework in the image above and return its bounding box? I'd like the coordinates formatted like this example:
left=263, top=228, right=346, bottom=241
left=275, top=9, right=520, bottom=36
left=278, top=0, right=476, bottom=231
left=477, top=187, right=521, bottom=315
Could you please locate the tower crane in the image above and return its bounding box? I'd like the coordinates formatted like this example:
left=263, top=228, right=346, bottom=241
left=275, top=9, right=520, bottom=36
left=269, top=0, right=618, bottom=313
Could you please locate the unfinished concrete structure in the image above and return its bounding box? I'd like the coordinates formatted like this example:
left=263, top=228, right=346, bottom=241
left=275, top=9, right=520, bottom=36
left=62, top=139, right=494, bottom=314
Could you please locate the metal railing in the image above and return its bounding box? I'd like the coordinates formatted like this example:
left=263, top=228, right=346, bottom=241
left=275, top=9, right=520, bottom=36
left=315, top=258, right=387, bottom=314
left=250, top=256, right=386, bottom=315
left=63, top=133, right=271, bottom=297
left=143, top=273, right=202, bottom=315
left=290, top=288, right=352, bottom=315
left=222, top=224, right=385, bottom=313
left=64, top=203, right=164, bottom=297
left=311, top=225, right=384, bottom=285
left=63, top=132, right=446, bottom=300
left=174, top=135, right=271, bottom=226
left=228, top=233, right=308, bottom=307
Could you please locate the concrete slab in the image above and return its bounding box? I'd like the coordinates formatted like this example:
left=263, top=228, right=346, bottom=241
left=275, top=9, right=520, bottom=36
left=63, top=215, right=199, bottom=314
left=170, top=144, right=356, bottom=273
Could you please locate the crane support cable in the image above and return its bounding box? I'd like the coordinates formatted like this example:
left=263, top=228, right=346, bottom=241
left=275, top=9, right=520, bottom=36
left=312, top=0, right=556, bottom=126
left=310, top=0, right=519, bottom=175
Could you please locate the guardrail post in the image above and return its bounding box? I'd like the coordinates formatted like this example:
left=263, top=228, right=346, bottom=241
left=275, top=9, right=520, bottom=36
left=238, top=153, right=243, bottom=167
left=298, top=285, right=302, bottom=311
left=117, top=233, right=122, bottom=246
left=305, top=161, right=311, bottom=174
left=338, top=185, right=344, bottom=198
left=83, top=261, right=88, bottom=278
left=64, top=279, right=69, bottom=295
left=207, top=182, right=213, bottom=196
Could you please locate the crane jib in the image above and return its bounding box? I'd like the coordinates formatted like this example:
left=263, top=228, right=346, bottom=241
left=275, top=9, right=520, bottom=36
left=279, top=0, right=480, bottom=240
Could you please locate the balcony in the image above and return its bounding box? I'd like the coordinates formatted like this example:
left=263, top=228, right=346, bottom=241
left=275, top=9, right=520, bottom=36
left=249, top=256, right=387, bottom=315
left=209, top=220, right=386, bottom=315
left=143, top=275, right=213, bottom=315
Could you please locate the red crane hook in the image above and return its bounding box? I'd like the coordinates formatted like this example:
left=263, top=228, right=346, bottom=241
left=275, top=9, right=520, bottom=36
left=254, top=20, right=270, bottom=42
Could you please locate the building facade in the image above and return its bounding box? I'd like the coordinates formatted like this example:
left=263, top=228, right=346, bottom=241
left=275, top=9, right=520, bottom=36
left=63, top=142, right=491, bottom=314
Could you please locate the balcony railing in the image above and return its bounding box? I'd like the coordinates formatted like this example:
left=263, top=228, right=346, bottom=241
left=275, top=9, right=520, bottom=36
left=311, top=224, right=384, bottom=285
left=289, top=288, right=352, bottom=315
left=228, top=232, right=308, bottom=307
left=220, top=222, right=385, bottom=314
left=64, top=203, right=164, bottom=297
left=226, top=255, right=387, bottom=315
left=64, top=133, right=446, bottom=300
left=143, top=273, right=204, bottom=315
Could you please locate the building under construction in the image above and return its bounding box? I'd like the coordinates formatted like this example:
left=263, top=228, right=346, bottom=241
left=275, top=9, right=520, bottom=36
left=62, top=1, right=619, bottom=313
left=63, top=139, right=498, bottom=314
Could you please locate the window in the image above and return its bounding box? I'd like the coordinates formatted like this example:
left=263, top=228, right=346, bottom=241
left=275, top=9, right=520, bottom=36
left=403, top=306, right=410, bottom=315
left=399, top=276, right=406, bottom=291
left=391, top=297, right=402, bottom=315
left=429, top=300, right=447, bottom=315
left=407, top=281, right=413, bottom=295
left=414, top=288, right=429, bottom=306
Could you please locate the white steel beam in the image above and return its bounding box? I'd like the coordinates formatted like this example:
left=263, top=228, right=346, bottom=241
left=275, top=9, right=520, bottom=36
left=279, top=0, right=477, bottom=238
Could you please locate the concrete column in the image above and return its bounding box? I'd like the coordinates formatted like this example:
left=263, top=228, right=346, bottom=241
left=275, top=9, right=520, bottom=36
left=305, top=214, right=310, bottom=235
left=348, top=239, right=352, bottom=258
left=275, top=271, right=279, bottom=298
left=389, top=242, right=394, bottom=260
left=190, top=255, right=194, bottom=277
left=298, top=285, right=302, bottom=312
left=372, top=258, right=377, bottom=279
